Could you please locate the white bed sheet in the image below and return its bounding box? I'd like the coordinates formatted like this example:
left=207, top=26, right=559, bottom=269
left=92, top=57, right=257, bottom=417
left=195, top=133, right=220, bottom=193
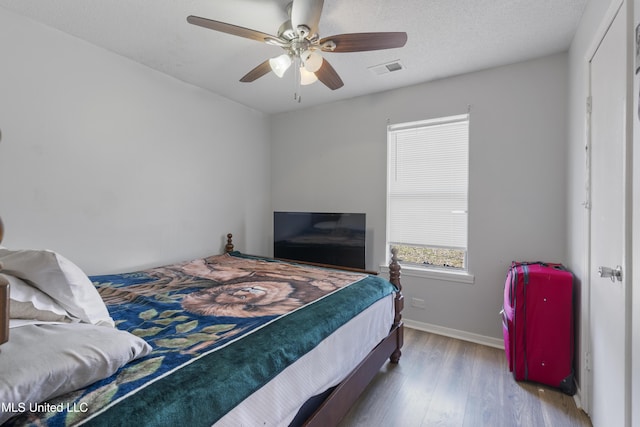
left=216, top=293, right=395, bottom=426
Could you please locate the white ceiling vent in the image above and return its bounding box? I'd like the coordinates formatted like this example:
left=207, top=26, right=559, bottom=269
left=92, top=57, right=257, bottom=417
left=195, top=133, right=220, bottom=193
left=368, top=60, right=405, bottom=76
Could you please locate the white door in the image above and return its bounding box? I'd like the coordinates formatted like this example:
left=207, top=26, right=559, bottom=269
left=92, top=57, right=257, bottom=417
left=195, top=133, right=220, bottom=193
left=588, top=3, right=629, bottom=426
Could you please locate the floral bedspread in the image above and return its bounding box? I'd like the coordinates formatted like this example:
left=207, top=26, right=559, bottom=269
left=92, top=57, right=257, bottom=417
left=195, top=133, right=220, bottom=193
left=5, top=253, right=371, bottom=426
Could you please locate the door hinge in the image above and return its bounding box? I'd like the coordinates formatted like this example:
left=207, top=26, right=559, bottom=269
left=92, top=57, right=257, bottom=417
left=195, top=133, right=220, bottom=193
left=585, top=351, right=592, bottom=372
left=586, top=96, right=592, bottom=114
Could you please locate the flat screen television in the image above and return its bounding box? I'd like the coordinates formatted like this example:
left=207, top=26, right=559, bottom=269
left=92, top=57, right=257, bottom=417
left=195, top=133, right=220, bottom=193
left=273, top=211, right=366, bottom=269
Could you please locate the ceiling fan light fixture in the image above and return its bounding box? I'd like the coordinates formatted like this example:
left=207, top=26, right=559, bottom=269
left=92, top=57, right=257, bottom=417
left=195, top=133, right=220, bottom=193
left=301, top=50, right=323, bottom=73
left=299, top=67, right=318, bottom=85
left=269, top=54, right=292, bottom=78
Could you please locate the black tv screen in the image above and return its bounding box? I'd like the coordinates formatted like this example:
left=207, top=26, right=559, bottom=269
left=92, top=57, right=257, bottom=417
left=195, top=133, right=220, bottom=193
left=274, top=212, right=366, bottom=269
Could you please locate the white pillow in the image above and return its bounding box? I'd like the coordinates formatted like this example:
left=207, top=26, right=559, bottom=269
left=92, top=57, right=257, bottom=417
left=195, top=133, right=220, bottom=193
left=2, top=274, right=72, bottom=324
left=0, top=249, right=114, bottom=327
left=0, top=323, right=152, bottom=424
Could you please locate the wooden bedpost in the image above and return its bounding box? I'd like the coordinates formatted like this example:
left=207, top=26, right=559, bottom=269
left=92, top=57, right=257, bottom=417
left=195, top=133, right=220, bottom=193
left=0, top=216, right=8, bottom=349
left=225, top=233, right=234, bottom=253
left=389, top=246, right=404, bottom=363
left=389, top=246, right=402, bottom=291
left=0, top=271, right=7, bottom=349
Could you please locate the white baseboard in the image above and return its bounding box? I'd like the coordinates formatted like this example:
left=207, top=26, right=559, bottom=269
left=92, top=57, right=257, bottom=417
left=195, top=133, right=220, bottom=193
left=404, top=319, right=504, bottom=349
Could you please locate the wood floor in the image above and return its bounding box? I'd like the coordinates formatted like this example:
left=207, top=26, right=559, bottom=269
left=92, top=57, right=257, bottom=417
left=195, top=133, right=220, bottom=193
left=338, top=327, right=592, bottom=427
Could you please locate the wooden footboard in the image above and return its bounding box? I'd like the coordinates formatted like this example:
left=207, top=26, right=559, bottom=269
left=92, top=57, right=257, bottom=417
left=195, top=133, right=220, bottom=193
left=224, top=233, right=404, bottom=426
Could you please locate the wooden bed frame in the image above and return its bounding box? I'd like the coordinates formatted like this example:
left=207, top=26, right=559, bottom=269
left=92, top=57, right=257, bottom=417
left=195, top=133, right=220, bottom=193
left=224, top=233, right=404, bottom=426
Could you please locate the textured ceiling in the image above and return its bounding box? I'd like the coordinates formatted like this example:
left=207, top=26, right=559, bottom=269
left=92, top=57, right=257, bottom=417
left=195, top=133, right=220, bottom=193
left=0, top=0, right=588, bottom=114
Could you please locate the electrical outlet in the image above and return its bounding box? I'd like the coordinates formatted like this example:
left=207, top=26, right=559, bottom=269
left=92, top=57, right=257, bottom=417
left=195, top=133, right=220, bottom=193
left=411, top=297, right=426, bottom=309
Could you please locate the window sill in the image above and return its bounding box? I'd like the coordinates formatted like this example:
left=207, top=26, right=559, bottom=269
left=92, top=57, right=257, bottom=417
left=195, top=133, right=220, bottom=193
left=379, top=264, right=475, bottom=284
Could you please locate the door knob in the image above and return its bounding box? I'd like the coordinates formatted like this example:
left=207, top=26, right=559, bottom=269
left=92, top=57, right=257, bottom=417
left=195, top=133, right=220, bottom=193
left=598, top=265, right=622, bottom=282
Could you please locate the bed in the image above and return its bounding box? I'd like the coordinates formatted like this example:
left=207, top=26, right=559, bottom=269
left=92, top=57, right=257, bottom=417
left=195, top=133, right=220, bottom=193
left=0, top=227, right=403, bottom=426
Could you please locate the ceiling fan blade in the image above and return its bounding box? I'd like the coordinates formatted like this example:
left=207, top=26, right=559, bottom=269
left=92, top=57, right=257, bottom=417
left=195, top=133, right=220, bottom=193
left=320, top=32, right=408, bottom=52
left=315, top=59, right=343, bottom=90
left=290, top=0, right=324, bottom=36
left=187, top=15, right=276, bottom=43
left=240, top=60, right=273, bottom=82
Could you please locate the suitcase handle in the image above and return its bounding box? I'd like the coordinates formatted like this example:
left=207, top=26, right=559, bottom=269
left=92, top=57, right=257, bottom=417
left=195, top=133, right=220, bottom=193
left=512, top=261, right=565, bottom=270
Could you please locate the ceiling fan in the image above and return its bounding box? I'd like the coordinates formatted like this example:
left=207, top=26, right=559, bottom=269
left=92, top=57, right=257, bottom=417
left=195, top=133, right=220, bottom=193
left=187, top=0, right=407, bottom=100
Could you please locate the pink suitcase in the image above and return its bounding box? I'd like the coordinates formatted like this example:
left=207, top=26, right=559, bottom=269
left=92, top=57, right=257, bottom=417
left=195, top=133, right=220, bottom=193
left=501, top=261, right=576, bottom=395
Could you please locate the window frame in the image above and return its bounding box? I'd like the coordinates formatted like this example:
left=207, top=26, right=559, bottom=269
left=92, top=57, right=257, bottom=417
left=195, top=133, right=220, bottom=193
left=385, top=113, right=472, bottom=279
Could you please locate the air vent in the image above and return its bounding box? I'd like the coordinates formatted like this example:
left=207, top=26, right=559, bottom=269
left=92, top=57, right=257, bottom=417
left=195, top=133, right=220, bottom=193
left=368, top=60, right=405, bottom=76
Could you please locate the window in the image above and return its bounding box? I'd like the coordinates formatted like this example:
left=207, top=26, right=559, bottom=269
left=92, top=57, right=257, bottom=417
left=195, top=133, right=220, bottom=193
left=386, top=114, right=469, bottom=271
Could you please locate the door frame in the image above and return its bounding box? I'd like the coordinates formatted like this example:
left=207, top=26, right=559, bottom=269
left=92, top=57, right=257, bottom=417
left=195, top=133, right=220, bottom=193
left=582, top=0, right=633, bottom=423
left=633, top=0, right=640, bottom=423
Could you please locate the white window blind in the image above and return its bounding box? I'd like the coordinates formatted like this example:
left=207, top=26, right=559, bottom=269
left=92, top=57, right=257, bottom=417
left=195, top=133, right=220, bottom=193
left=387, top=114, right=469, bottom=250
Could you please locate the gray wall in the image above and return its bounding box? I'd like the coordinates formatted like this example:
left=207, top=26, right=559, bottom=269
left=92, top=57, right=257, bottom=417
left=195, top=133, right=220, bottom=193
left=272, top=53, right=569, bottom=341
left=0, top=8, right=272, bottom=274
left=0, top=4, right=570, bottom=343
